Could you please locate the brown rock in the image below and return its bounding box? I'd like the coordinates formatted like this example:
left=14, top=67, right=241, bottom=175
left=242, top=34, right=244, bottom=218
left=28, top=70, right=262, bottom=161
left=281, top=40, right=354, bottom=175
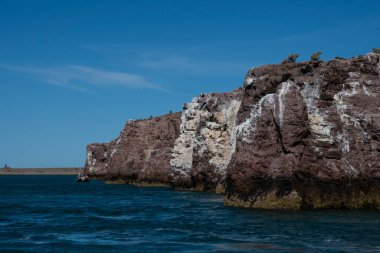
left=84, top=113, right=181, bottom=185
left=225, top=53, right=380, bottom=209
left=85, top=52, right=380, bottom=209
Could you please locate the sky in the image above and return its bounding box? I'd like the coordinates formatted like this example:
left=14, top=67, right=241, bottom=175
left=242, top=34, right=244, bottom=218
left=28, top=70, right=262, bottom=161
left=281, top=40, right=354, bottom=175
left=1, top=0, right=380, bottom=168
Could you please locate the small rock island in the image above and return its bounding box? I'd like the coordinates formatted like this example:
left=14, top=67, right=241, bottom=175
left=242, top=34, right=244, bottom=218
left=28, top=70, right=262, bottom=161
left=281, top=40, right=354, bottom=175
left=84, top=52, right=380, bottom=209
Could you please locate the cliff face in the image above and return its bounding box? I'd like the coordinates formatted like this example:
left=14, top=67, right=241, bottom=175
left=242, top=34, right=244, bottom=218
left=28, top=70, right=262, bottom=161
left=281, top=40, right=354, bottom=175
left=84, top=113, right=181, bottom=185
left=85, top=143, right=109, bottom=178
left=169, top=92, right=242, bottom=192
left=85, top=53, right=380, bottom=209
left=226, top=53, right=380, bottom=209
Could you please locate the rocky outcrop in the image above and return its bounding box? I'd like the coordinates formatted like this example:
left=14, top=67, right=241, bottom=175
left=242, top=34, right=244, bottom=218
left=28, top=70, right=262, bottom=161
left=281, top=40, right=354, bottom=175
left=85, top=53, right=380, bottom=209
left=85, top=143, right=109, bottom=178
left=169, top=92, right=242, bottom=192
left=84, top=113, right=181, bottom=185
left=226, top=53, right=380, bottom=209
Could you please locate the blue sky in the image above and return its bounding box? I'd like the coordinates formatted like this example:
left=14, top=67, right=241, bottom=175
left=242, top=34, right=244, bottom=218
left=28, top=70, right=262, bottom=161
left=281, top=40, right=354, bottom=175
left=1, top=0, right=379, bottom=168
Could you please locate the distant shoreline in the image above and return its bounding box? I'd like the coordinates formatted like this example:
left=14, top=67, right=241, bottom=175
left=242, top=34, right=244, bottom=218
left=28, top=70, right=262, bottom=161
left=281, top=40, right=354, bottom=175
left=0, top=168, right=83, bottom=175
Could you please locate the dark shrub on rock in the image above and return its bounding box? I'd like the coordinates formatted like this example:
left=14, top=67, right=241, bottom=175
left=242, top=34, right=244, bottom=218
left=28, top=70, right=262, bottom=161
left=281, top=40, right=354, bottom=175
left=282, top=54, right=299, bottom=64
left=310, top=51, right=322, bottom=62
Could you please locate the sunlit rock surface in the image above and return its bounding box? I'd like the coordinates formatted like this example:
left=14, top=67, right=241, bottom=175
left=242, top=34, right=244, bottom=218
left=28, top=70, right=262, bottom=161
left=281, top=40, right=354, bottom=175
left=84, top=113, right=181, bottom=185
left=85, top=53, right=380, bottom=209
left=170, top=92, right=241, bottom=192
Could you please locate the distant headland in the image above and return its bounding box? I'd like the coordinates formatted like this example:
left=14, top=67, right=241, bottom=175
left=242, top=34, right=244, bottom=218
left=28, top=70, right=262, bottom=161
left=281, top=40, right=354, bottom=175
left=0, top=165, right=82, bottom=175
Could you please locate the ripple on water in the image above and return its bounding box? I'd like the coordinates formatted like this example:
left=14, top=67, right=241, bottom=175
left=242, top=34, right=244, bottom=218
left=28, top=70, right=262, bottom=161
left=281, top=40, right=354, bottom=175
left=0, top=176, right=379, bottom=253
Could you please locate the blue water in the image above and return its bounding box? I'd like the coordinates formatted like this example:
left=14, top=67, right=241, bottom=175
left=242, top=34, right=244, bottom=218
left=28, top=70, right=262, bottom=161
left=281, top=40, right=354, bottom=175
left=0, top=176, right=379, bottom=253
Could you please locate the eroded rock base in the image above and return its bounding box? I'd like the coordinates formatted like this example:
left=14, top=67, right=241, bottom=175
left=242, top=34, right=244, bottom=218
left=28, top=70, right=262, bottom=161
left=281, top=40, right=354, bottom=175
left=225, top=176, right=380, bottom=209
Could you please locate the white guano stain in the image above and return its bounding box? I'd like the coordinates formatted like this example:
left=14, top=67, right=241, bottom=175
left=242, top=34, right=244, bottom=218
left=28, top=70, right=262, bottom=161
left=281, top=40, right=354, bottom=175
left=170, top=94, right=242, bottom=177
left=332, top=80, right=376, bottom=153
left=207, top=99, right=241, bottom=172
left=170, top=97, right=203, bottom=175
left=86, top=150, right=97, bottom=173
left=300, top=81, right=334, bottom=144
left=278, top=81, right=292, bottom=128
left=236, top=93, right=275, bottom=143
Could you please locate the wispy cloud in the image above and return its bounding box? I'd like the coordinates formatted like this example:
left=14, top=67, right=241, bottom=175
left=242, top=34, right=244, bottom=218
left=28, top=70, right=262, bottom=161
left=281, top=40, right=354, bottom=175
left=137, top=54, right=250, bottom=74
left=0, top=64, right=167, bottom=92
left=82, top=43, right=257, bottom=75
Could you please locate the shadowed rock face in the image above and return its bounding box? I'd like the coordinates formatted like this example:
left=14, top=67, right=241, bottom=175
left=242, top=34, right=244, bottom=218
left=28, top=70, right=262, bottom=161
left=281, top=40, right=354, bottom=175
left=85, top=53, right=380, bottom=209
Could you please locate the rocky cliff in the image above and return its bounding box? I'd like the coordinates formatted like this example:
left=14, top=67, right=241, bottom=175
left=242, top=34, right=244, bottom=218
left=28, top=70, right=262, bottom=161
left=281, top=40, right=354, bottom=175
left=84, top=53, right=380, bottom=209
left=85, top=113, right=181, bottom=185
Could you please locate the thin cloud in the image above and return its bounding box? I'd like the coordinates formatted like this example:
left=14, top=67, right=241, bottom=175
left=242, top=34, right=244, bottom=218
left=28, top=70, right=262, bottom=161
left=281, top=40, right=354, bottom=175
left=0, top=64, right=167, bottom=92
left=137, top=54, right=251, bottom=75
left=82, top=43, right=257, bottom=75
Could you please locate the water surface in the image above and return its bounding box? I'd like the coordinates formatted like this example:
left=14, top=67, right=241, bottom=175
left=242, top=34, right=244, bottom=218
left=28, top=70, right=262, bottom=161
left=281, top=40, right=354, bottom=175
left=0, top=175, right=379, bottom=252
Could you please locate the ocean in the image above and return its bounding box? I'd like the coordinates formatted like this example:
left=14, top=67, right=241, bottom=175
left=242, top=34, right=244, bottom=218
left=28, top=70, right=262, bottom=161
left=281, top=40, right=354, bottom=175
left=0, top=175, right=379, bottom=252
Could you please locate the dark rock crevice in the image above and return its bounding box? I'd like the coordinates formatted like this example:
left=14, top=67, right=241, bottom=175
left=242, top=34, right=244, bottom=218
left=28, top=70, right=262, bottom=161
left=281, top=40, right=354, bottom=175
left=270, top=108, right=289, bottom=154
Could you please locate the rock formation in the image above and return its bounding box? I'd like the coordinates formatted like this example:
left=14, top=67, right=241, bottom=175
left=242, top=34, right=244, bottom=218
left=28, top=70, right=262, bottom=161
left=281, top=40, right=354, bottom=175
left=170, top=92, right=241, bottom=192
left=84, top=53, right=380, bottom=209
left=85, top=113, right=181, bottom=185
